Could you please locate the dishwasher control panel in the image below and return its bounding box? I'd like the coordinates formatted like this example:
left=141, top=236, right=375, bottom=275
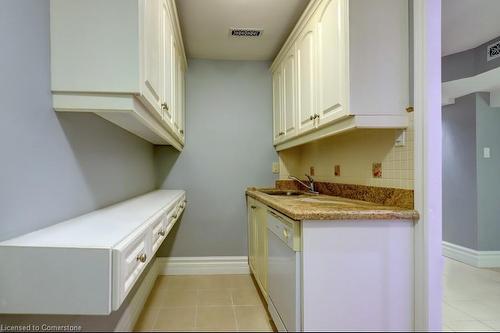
left=267, top=210, right=301, bottom=251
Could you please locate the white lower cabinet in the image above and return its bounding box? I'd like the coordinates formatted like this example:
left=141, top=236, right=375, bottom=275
left=248, top=196, right=414, bottom=331
left=0, top=190, right=186, bottom=315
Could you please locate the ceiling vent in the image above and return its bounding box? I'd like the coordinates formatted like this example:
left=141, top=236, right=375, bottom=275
left=230, top=28, right=263, bottom=38
left=487, top=40, right=500, bottom=62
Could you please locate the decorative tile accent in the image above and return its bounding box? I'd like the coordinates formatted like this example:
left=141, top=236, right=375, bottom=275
left=334, top=165, right=341, bottom=177
left=372, top=163, right=382, bottom=178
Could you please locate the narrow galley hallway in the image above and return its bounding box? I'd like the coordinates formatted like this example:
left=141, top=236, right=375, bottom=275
left=443, top=258, right=500, bottom=331
left=134, top=274, right=275, bottom=331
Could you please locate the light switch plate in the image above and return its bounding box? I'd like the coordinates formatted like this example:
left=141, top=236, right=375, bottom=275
left=272, top=162, right=280, bottom=174
left=484, top=147, right=491, bottom=158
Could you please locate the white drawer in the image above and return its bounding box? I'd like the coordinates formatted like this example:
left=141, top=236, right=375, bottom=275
left=151, top=210, right=167, bottom=253
left=112, top=228, right=150, bottom=310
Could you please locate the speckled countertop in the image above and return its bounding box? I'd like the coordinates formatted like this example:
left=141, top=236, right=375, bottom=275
left=246, top=188, right=419, bottom=221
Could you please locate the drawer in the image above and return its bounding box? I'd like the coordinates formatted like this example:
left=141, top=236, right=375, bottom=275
left=112, top=228, right=150, bottom=310
left=151, top=210, right=167, bottom=254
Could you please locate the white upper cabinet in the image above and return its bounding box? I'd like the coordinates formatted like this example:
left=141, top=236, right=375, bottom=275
left=282, top=50, right=297, bottom=140
left=50, top=0, right=187, bottom=150
left=296, top=21, right=317, bottom=134
left=271, top=0, right=409, bottom=151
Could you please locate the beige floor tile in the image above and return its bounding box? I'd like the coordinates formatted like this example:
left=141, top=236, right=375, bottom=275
left=448, top=301, right=500, bottom=321
left=198, top=289, right=233, bottom=306
left=446, top=320, right=494, bottom=332
left=443, top=302, right=475, bottom=323
left=194, top=275, right=234, bottom=290
left=235, top=305, right=273, bottom=332
left=144, top=288, right=168, bottom=308
left=153, top=306, right=196, bottom=331
left=162, top=289, right=198, bottom=308
left=134, top=306, right=159, bottom=331
left=232, top=288, right=263, bottom=306
left=196, top=306, right=237, bottom=331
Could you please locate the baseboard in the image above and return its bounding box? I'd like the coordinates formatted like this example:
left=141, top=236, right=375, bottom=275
left=157, top=256, right=250, bottom=275
left=115, top=259, right=160, bottom=331
left=443, top=241, right=500, bottom=268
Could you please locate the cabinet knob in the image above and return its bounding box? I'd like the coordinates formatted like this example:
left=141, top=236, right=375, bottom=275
left=309, top=115, right=314, bottom=120
left=136, top=253, right=147, bottom=263
left=279, top=131, right=285, bottom=136
left=161, top=103, right=169, bottom=110
left=314, top=114, right=320, bottom=119
left=251, top=205, right=257, bottom=209
left=158, top=230, right=166, bottom=236
left=172, top=214, right=178, bottom=219
left=180, top=129, right=184, bottom=134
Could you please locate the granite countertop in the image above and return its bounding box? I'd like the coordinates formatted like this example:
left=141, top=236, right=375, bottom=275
left=246, top=188, right=419, bottom=221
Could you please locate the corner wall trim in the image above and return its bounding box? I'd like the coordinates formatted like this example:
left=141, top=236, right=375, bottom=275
left=443, top=241, right=500, bottom=268
left=157, top=256, right=250, bottom=275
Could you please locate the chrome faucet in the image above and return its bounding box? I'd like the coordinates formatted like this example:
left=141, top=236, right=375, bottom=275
left=288, top=174, right=319, bottom=194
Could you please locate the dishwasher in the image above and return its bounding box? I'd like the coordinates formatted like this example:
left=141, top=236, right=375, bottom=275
left=266, top=209, right=302, bottom=332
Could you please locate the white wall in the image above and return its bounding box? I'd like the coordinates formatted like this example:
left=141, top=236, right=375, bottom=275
left=156, top=59, right=278, bottom=257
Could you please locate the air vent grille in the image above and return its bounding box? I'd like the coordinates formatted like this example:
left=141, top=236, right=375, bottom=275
left=487, top=40, right=500, bottom=62
left=230, top=28, right=263, bottom=37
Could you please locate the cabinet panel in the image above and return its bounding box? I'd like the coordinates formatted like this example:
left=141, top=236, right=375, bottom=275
left=296, top=24, right=316, bottom=133
left=256, top=206, right=268, bottom=296
left=248, top=199, right=257, bottom=273
left=161, top=0, right=174, bottom=126
left=282, top=51, right=297, bottom=140
left=316, top=0, right=347, bottom=125
left=272, top=70, right=283, bottom=144
left=143, top=0, right=162, bottom=112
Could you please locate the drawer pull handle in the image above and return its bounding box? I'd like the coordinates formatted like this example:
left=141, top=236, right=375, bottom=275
left=172, top=214, right=178, bottom=219
left=251, top=205, right=257, bottom=209
left=158, top=230, right=166, bottom=236
left=136, top=253, right=147, bottom=263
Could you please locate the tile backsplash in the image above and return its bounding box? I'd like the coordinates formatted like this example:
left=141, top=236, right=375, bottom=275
left=279, top=115, right=414, bottom=190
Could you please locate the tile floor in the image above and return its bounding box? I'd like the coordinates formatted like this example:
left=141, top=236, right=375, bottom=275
left=134, top=274, right=275, bottom=332
left=443, top=258, right=500, bottom=332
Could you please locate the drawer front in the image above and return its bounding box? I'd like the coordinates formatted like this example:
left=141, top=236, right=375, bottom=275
left=151, top=210, right=167, bottom=253
left=113, top=229, right=150, bottom=309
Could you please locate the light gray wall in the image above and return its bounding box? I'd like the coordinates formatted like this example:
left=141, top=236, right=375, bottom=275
left=442, top=35, right=500, bottom=82
left=476, top=92, right=500, bottom=251
left=0, top=0, right=156, bottom=242
left=442, top=94, right=478, bottom=249
left=0, top=0, right=157, bottom=329
left=156, top=59, right=278, bottom=257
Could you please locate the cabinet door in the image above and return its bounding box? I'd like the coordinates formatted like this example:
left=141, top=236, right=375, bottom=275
left=161, top=0, right=174, bottom=127
left=272, top=69, right=284, bottom=144
left=247, top=200, right=257, bottom=274
left=316, top=0, right=347, bottom=126
left=282, top=51, right=297, bottom=140
left=256, top=207, right=268, bottom=297
left=143, top=0, right=162, bottom=113
left=175, top=54, right=185, bottom=142
left=296, top=23, right=316, bottom=134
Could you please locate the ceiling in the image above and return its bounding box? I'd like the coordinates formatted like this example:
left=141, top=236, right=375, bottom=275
left=442, top=0, right=500, bottom=56
left=175, top=0, right=310, bottom=61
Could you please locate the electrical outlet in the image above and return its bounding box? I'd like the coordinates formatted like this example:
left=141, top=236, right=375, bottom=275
left=395, top=130, right=406, bottom=147
left=272, top=162, right=280, bottom=174
left=484, top=147, right=491, bottom=159
left=309, top=166, right=315, bottom=176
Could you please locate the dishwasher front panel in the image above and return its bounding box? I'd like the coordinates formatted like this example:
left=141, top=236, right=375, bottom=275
left=267, top=216, right=302, bottom=332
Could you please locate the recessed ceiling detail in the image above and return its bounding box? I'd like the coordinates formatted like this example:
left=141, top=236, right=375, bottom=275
left=175, top=0, right=310, bottom=61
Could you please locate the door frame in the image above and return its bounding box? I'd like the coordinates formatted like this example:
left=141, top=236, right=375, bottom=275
left=412, top=0, right=442, bottom=331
